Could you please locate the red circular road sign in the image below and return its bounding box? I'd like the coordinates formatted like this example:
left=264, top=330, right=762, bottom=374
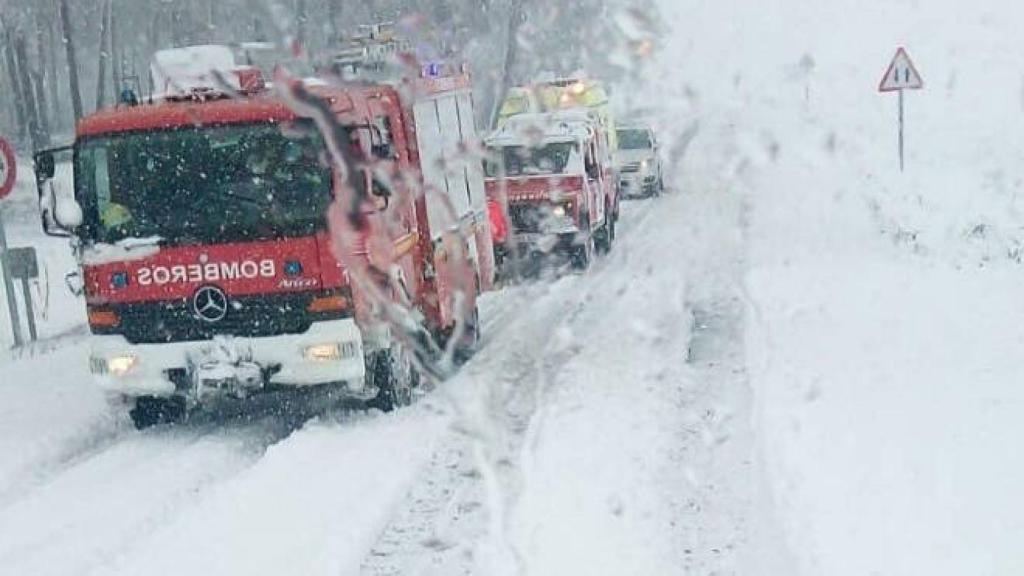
left=0, top=137, right=16, bottom=200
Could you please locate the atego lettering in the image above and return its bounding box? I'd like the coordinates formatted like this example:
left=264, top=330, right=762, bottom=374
left=136, top=260, right=276, bottom=286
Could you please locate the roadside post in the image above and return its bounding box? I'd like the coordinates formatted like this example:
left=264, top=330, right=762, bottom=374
left=878, top=47, right=924, bottom=172
left=0, top=136, right=24, bottom=347
left=5, top=247, right=39, bottom=342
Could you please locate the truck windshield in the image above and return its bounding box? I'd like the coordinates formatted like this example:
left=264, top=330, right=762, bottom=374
left=617, top=129, right=652, bottom=150
left=74, top=121, right=332, bottom=245
left=485, top=142, right=578, bottom=177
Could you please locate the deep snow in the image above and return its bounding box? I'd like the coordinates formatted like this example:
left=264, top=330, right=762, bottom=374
left=3, top=0, right=1024, bottom=574
left=658, top=0, right=1024, bottom=573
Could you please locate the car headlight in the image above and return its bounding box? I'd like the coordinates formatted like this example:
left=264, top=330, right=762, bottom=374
left=92, top=355, right=138, bottom=376
left=304, top=343, right=342, bottom=361
left=304, top=342, right=359, bottom=362
left=639, top=159, right=650, bottom=172
left=552, top=205, right=567, bottom=218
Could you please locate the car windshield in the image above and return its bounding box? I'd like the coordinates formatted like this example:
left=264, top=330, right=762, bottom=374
left=74, top=121, right=333, bottom=245
left=484, top=142, right=578, bottom=177
left=617, top=128, right=652, bottom=150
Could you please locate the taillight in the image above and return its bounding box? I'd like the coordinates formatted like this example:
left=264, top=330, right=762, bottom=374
left=88, top=308, right=120, bottom=328
left=307, top=294, right=349, bottom=314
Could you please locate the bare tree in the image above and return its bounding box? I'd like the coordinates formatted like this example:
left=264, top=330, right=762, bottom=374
left=45, top=11, right=61, bottom=127
left=14, top=33, right=45, bottom=150
left=494, top=0, right=526, bottom=126
left=1, top=21, right=28, bottom=141
left=296, top=0, right=308, bottom=47
left=327, top=0, right=340, bottom=43
left=110, top=0, right=119, bottom=100
left=31, top=67, right=50, bottom=142
left=33, top=13, right=51, bottom=137
left=58, top=0, right=84, bottom=121
left=96, top=0, right=111, bottom=110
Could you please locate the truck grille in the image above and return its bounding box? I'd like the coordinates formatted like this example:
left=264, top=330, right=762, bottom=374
left=509, top=204, right=544, bottom=233
left=96, top=290, right=349, bottom=345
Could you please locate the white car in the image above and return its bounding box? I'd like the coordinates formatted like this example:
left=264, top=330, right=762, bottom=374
left=615, top=125, right=664, bottom=198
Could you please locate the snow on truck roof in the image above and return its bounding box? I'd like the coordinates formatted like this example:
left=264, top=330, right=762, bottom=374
left=485, top=110, right=595, bottom=146
left=151, top=45, right=241, bottom=97
left=79, top=42, right=474, bottom=138
left=76, top=83, right=376, bottom=137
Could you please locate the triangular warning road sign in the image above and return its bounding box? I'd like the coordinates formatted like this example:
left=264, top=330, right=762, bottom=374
left=879, top=47, right=924, bottom=92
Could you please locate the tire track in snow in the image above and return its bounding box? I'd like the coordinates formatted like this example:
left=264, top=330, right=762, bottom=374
left=361, top=286, right=584, bottom=575
left=360, top=202, right=660, bottom=575
left=0, top=413, right=314, bottom=576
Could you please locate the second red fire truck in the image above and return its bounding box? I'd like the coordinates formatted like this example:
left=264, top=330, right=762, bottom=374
left=484, top=109, right=619, bottom=273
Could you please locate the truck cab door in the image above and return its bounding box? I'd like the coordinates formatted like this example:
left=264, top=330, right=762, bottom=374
left=584, top=142, right=605, bottom=229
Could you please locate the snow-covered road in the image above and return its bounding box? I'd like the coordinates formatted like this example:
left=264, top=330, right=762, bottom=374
left=0, top=150, right=769, bottom=575
left=7, top=1, right=1024, bottom=573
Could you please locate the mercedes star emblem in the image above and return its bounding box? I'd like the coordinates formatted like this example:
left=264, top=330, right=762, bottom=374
left=192, top=285, right=229, bottom=323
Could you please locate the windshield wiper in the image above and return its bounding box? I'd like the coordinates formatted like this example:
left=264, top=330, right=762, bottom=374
left=210, top=188, right=273, bottom=207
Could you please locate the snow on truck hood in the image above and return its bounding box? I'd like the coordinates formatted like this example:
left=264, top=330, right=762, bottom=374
left=81, top=237, right=163, bottom=266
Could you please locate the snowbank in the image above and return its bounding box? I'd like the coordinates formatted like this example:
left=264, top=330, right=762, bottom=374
left=654, top=0, right=1024, bottom=572
left=0, top=343, right=118, bottom=508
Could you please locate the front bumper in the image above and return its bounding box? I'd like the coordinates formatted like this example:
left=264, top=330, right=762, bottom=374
left=511, top=230, right=585, bottom=253
left=619, top=174, right=658, bottom=197
left=88, top=318, right=366, bottom=399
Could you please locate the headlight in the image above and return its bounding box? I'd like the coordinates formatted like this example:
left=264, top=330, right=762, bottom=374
left=93, top=355, right=138, bottom=376
left=304, top=343, right=342, bottom=361
left=639, top=159, right=650, bottom=172
left=552, top=205, right=567, bottom=218
left=303, top=342, right=359, bottom=362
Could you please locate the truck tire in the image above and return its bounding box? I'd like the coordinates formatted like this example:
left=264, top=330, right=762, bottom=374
left=454, top=306, right=481, bottom=365
left=129, top=396, right=186, bottom=430
left=595, top=206, right=615, bottom=254
left=571, top=233, right=595, bottom=270
left=367, top=346, right=416, bottom=412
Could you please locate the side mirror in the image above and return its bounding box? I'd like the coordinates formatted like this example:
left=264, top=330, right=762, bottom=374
left=34, top=151, right=55, bottom=182
left=360, top=169, right=391, bottom=213
left=54, top=193, right=83, bottom=229
left=371, top=142, right=395, bottom=160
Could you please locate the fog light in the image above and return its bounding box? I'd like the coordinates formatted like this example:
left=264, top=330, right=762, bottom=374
left=94, top=354, right=138, bottom=376
left=304, top=343, right=342, bottom=362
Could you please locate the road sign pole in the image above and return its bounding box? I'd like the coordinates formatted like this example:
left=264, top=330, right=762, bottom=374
left=20, top=275, right=36, bottom=342
left=0, top=213, right=25, bottom=347
left=898, top=88, right=905, bottom=172
left=879, top=47, right=923, bottom=173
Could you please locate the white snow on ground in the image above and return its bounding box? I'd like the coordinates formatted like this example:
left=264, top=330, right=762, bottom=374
left=0, top=344, right=117, bottom=509
left=661, top=0, right=1024, bottom=573
left=3, top=0, right=1024, bottom=574
left=508, top=190, right=745, bottom=575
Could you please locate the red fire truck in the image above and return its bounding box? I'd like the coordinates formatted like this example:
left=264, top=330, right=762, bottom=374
left=484, top=109, right=619, bottom=272
left=32, top=46, right=494, bottom=428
